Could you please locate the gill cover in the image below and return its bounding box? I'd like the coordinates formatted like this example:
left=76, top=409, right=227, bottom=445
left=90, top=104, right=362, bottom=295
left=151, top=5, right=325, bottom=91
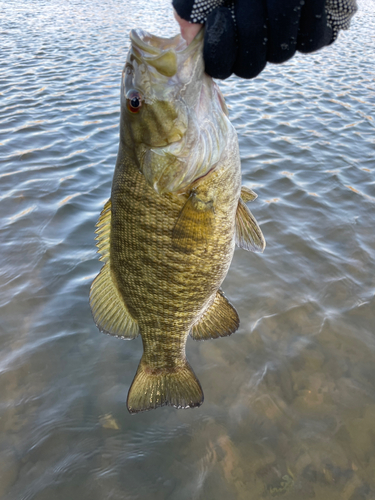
left=120, top=29, right=235, bottom=194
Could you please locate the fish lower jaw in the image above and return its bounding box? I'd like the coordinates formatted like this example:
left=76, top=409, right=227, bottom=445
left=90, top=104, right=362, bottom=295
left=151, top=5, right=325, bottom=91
left=167, top=132, right=183, bottom=144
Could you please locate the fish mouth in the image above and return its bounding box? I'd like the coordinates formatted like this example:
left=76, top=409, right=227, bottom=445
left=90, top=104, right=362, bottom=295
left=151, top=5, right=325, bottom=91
left=129, top=29, right=204, bottom=78
left=130, top=28, right=204, bottom=56
left=129, top=28, right=233, bottom=195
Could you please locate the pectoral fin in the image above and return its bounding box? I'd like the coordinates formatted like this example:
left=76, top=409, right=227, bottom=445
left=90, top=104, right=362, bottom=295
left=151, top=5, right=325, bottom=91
left=235, top=198, right=266, bottom=253
left=190, top=289, right=239, bottom=340
left=241, top=186, right=258, bottom=203
left=172, top=192, right=215, bottom=253
left=90, top=200, right=139, bottom=339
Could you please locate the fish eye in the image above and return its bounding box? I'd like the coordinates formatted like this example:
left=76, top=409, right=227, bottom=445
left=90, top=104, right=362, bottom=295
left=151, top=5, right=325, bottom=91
left=126, top=89, right=142, bottom=114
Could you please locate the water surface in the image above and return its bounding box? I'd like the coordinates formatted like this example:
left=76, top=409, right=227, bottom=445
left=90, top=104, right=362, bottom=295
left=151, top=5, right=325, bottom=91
left=1, top=0, right=375, bottom=498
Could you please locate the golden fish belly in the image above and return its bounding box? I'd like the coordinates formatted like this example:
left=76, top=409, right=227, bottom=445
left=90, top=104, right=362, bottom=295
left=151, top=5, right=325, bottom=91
left=110, top=147, right=241, bottom=370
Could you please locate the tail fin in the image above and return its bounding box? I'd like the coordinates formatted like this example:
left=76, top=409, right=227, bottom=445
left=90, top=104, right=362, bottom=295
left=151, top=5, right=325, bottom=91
left=127, top=357, right=203, bottom=413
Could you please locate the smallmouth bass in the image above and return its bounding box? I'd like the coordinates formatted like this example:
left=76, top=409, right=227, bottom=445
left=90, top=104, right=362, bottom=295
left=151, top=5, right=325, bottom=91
left=90, top=29, right=265, bottom=413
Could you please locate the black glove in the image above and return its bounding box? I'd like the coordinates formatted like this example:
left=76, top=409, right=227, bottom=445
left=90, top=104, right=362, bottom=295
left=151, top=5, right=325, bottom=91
left=173, top=0, right=357, bottom=79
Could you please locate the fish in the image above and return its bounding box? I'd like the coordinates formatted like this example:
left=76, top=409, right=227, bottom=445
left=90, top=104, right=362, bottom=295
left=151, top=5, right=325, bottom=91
left=89, top=28, right=265, bottom=413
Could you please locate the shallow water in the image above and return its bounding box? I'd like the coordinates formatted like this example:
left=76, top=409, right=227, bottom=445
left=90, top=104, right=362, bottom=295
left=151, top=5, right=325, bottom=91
left=1, top=0, right=375, bottom=498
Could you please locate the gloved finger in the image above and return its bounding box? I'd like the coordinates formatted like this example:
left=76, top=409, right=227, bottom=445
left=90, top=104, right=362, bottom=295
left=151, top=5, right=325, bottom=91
left=204, top=7, right=237, bottom=79
left=297, top=0, right=333, bottom=52
left=172, top=0, right=205, bottom=22
left=233, top=0, right=268, bottom=79
left=266, top=0, right=302, bottom=63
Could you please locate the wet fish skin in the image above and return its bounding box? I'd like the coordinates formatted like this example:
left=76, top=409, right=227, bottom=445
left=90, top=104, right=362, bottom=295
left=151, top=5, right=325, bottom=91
left=113, top=141, right=240, bottom=412
left=90, top=29, right=265, bottom=413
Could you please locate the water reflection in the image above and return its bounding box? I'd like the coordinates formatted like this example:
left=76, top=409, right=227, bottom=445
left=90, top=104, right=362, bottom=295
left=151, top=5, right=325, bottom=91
left=1, top=0, right=375, bottom=498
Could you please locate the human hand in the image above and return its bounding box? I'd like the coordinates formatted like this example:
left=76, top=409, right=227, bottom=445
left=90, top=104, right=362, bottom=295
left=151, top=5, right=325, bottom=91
left=172, top=0, right=358, bottom=80
left=174, top=9, right=203, bottom=44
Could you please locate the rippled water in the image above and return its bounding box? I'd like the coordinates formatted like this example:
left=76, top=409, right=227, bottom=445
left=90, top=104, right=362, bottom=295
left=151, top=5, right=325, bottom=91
left=1, top=0, right=375, bottom=498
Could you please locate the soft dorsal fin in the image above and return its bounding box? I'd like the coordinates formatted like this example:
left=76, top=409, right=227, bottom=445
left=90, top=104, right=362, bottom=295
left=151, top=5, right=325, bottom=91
left=172, top=192, right=215, bottom=254
left=190, top=289, right=239, bottom=341
left=90, top=200, right=139, bottom=339
left=235, top=198, right=266, bottom=253
left=241, top=186, right=258, bottom=203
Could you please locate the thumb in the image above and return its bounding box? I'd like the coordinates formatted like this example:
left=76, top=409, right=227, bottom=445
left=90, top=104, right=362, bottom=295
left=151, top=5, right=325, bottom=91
left=174, top=9, right=203, bottom=45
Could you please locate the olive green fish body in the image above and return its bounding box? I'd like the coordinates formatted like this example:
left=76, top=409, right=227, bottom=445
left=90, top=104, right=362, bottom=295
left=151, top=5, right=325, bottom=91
left=90, top=29, right=265, bottom=413
left=111, top=144, right=241, bottom=360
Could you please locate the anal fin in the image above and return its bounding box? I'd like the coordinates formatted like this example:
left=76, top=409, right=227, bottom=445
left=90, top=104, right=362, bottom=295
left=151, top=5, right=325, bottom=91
left=172, top=191, right=215, bottom=253
left=235, top=198, right=266, bottom=253
left=190, top=289, right=239, bottom=341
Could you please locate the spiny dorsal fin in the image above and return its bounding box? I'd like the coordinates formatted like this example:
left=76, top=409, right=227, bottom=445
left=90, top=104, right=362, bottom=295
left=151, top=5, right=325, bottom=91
left=241, top=186, right=258, bottom=203
left=235, top=198, right=266, bottom=253
left=172, top=192, right=215, bottom=254
left=190, top=289, right=239, bottom=341
left=95, top=199, right=112, bottom=262
left=127, top=357, right=203, bottom=413
left=90, top=199, right=139, bottom=339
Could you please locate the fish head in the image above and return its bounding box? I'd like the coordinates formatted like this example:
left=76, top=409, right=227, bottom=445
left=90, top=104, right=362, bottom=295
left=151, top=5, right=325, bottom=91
left=120, top=29, right=234, bottom=194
